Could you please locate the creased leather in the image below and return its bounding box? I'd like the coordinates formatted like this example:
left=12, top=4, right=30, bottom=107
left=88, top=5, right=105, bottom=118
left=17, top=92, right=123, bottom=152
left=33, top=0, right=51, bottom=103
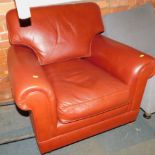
left=44, top=59, right=130, bottom=123
left=6, top=2, right=104, bottom=65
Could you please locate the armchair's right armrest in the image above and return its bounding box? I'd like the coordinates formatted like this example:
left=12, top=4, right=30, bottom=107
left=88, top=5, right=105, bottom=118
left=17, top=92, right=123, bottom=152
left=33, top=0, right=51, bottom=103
left=7, top=46, right=56, bottom=111
left=8, top=45, right=58, bottom=141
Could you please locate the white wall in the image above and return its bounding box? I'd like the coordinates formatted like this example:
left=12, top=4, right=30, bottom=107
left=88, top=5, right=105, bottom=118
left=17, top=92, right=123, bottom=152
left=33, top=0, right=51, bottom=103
left=14, top=0, right=80, bottom=19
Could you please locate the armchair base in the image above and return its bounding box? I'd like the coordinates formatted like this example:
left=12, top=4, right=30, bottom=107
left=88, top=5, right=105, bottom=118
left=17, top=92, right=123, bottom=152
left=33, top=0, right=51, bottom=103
left=38, top=110, right=138, bottom=154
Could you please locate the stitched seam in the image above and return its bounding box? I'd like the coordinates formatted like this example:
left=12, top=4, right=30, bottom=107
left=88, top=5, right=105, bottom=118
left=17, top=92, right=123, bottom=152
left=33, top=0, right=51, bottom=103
left=59, top=88, right=129, bottom=109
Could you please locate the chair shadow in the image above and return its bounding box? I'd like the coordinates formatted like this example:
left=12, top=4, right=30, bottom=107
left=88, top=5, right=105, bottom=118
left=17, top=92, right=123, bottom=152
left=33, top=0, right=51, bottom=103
left=15, top=104, right=29, bottom=117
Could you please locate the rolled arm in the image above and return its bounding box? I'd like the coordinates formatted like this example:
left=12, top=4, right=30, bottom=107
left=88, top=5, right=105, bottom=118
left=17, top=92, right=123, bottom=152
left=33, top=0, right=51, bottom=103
left=88, top=35, right=155, bottom=111
left=7, top=46, right=56, bottom=111
left=88, top=35, right=155, bottom=85
left=8, top=46, right=58, bottom=141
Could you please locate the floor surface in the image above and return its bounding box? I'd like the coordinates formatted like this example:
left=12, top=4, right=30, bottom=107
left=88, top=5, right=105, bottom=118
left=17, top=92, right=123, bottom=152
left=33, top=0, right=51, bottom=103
left=0, top=104, right=155, bottom=155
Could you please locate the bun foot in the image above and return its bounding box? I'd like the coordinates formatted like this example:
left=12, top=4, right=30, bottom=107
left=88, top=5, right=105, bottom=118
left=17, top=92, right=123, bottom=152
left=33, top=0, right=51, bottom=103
left=143, top=112, right=151, bottom=119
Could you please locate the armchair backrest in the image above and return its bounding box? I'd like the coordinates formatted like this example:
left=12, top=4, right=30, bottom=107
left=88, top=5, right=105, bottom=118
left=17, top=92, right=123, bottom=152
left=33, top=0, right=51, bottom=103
left=6, top=2, right=104, bottom=65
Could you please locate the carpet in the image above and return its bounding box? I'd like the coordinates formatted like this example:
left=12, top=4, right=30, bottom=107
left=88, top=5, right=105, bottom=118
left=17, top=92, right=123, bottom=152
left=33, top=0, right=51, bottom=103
left=0, top=104, right=155, bottom=155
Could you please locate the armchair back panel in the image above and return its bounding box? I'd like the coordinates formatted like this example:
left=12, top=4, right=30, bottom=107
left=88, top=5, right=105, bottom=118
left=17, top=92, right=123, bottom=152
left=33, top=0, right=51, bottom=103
left=6, top=2, right=104, bottom=65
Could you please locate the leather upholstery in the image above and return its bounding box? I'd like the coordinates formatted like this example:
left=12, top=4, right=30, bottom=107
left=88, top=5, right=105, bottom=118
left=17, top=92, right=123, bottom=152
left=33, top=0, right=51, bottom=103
left=44, top=59, right=130, bottom=123
left=88, top=35, right=155, bottom=111
left=6, top=2, right=103, bottom=65
left=6, top=2, right=155, bottom=154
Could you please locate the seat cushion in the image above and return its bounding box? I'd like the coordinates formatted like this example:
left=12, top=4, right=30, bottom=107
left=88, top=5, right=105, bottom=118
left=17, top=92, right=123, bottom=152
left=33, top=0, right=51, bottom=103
left=44, top=59, right=130, bottom=123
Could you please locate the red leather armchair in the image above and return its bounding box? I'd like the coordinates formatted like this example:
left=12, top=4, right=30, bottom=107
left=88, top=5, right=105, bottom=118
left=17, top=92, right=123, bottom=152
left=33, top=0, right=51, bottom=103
left=6, top=2, right=155, bottom=154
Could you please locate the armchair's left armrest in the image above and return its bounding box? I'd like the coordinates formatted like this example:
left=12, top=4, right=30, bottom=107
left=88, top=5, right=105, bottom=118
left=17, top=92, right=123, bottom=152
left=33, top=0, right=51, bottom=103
left=88, top=35, right=155, bottom=111
left=88, top=35, right=155, bottom=85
